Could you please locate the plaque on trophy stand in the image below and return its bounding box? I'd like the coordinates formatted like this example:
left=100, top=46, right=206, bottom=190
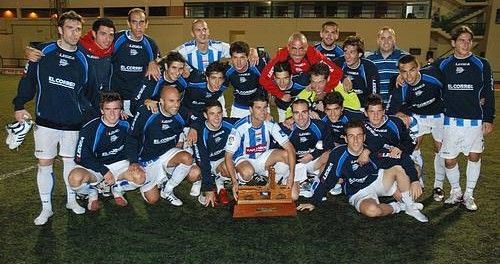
left=233, top=166, right=296, bottom=218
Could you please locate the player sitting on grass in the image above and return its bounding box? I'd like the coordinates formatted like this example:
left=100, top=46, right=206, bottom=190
left=297, top=121, right=428, bottom=222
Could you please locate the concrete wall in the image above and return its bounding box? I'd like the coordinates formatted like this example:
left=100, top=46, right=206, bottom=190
left=0, top=17, right=432, bottom=63
left=485, top=0, right=500, bottom=80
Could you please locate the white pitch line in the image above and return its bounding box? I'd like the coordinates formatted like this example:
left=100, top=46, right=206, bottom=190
left=0, top=165, right=37, bottom=181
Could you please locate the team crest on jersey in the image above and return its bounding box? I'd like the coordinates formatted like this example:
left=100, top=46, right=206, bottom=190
left=130, top=49, right=138, bottom=56
left=110, top=135, right=118, bottom=142
left=59, top=59, right=68, bottom=67
left=239, top=77, right=247, bottom=83
left=351, top=162, right=359, bottom=171
left=415, top=90, right=423, bottom=96
left=214, top=137, right=222, bottom=144
left=299, top=137, right=307, bottom=143
left=227, top=134, right=235, bottom=146
left=162, top=124, right=170, bottom=130
left=456, top=67, right=464, bottom=74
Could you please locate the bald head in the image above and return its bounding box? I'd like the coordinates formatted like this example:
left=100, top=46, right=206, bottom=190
left=161, top=85, right=180, bottom=98
left=287, top=32, right=308, bottom=63
left=288, top=32, right=308, bottom=44
left=160, top=85, right=181, bottom=116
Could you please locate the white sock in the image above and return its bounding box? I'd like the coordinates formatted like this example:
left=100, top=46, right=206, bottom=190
left=37, top=164, right=54, bottom=212
left=389, top=202, right=401, bottom=214
left=465, top=160, right=481, bottom=199
left=433, top=154, right=446, bottom=189
left=401, top=191, right=414, bottom=207
left=72, top=182, right=92, bottom=196
left=445, top=164, right=461, bottom=190
left=113, top=180, right=142, bottom=193
left=62, top=158, right=77, bottom=204
left=165, top=164, right=191, bottom=193
left=274, top=162, right=290, bottom=181
left=412, top=149, right=423, bottom=168
left=215, top=175, right=225, bottom=193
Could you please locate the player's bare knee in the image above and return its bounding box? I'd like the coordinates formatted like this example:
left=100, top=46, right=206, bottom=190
left=186, top=165, right=201, bottom=182
left=179, top=152, right=193, bottom=165
left=444, top=158, right=457, bottom=169
left=38, top=159, right=54, bottom=166
left=362, top=204, right=383, bottom=218
left=68, top=168, right=86, bottom=187
left=132, top=171, right=146, bottom=185
left=468, top=153, right=481, bottom=162
left=238, top=166, right=254, bottom=181
left=143, top=190, right=160, bottom=204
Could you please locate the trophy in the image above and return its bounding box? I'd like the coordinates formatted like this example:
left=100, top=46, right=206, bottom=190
left=233, top=166, right=296, bottom=218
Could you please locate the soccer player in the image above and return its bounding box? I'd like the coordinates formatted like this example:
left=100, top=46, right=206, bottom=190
left=25, top=17, right=116, bottom=117
left=127, top=86, right=201, bottom=206
left=181, top=61, right=228, bottom=119
left=360, top=94, right=423, bottom=200
left=271, top=61, right=309, bottom=122
left=111, top=8, right=159, bottom=116
left=321, top=91, right=364, bottom=146
left=226, top=41, right=267, bottom=118
left=320, top=91, right=364, bottom=195
left=333, top=36, right=380, bottom=108
left=259, top=32, right=343, bottom=101
left=314, top=21, right=344, bottom=61
left=69, top=92, right=145, bottom=211
left=13, top=11, right=91, bottom=225
left=297, top=121, right=428, bottom=223
left=388, top=54, right=446, bottom=201
left=366, top=27, right=408, bottom=103
left=175, top=19, right=230, bottom=73
left=282, top=99, right=334, bottom=196
left=286, top=62, right=330, bottom=117
left=132, top=51, right=188, bottom=113
left=192, top=101, right=235, bottom=207
left=225, top=96, right=301, bottom=200
left=431, top=25, right=495, bottom=210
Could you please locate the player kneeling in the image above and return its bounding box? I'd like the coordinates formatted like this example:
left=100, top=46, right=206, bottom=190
left=69, top=92, right=145, bottom=211
left=127, top=86, right=201, bottom=206
left=297, top=121, right=428, bottom=222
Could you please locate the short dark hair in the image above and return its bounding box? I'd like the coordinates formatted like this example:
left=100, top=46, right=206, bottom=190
left=343, top=35, right=365, bottom=55
left=291, top=99, right=310, bottom=111
left=322, top=21, right=339, bottom=31
left=159, top=51, right=186, bottom=68
left=309, top=63, right=330, bottom=79
left=398, top=54, right=419, bottom=68
left=365, top=93, right=384, bottom=110
left=273, top=61, right=291, bottom=75
left=323, top=91, right=344, bottom=107
left=250, top=95, right=268, bottom=107
left=99, top=92, right=122, bottom=109
left=92, top=17, right=115, bottom=33
left=205, top=61, right=226, bottom=77
left=128, top=8, right=147, bottom=22
left=345, top=121, right=365, bottom=133
left=230, top=41, right=250, bottom=56
left=57, top=10, right=83, bottom=28
left=203, top=100, right=223, bottom=113
left=451, top=25, right=474, bottom=41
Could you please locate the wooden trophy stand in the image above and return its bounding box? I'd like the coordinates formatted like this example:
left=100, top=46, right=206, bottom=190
left=233, top=166, right=296, bottom=218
